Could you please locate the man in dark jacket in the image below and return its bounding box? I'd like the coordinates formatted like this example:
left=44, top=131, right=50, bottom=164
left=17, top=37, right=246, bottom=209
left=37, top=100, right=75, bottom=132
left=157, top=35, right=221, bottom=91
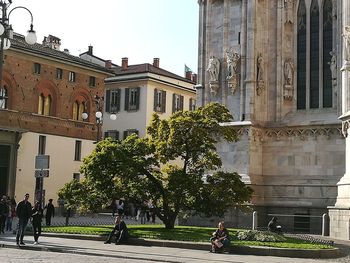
left=104, top=215, right=128, bottom=245
left=44, top=199, right=55, bottom=226
left=16, top=193, right=32, bottom=246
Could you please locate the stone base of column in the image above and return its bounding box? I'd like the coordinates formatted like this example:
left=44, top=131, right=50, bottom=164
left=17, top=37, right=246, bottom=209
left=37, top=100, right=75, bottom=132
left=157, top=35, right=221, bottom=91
left=328, top=207, right=350, bottom=240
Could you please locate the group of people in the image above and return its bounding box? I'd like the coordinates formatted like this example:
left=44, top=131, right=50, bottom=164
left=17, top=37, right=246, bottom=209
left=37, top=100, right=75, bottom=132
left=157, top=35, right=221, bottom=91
left=112, top=199, right=156, bottom=224
left=14, top=193, right=55, bottom=246
left=0, top=195, right=16, bottom=234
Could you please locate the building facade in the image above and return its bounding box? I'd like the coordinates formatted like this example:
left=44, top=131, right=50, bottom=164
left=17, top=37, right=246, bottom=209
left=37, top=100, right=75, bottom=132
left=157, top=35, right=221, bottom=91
left=0, top=34, right=113, bottom=205
left=103, top=58, right=197, bottom=140
left=196, top=0, right=345, bottom=235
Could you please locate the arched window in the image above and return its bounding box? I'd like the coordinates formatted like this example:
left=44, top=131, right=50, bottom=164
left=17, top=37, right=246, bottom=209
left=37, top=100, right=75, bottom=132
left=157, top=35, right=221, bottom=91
left=72, top=100, right=86, bottom=121
left=38, top=94, right=45, bottom=114
left=0, top=86, right=8, bottom=109
left=297, top=0, right=333, bottom=110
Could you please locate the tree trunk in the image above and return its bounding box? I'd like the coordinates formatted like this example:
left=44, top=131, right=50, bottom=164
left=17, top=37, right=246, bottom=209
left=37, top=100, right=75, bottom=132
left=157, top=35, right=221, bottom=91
left=163, top=214, right=177, bottom=229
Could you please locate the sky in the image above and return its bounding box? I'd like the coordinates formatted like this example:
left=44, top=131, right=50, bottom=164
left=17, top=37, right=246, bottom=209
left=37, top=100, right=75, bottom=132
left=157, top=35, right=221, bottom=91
left=9, top=0, right=199, bottom=77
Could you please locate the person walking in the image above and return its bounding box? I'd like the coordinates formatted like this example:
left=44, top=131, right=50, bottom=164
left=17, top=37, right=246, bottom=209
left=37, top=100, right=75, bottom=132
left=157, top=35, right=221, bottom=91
left=5, top=198, right=16, bottom=232
left=44, top=199, right=55, bottom=226
left=104, top=215, right=129, bottom=245
left=16, top=193, right=32, bottom=246
left=0, top=196, right=8, bottom=234
left=32, top=201, right=43, bottom=244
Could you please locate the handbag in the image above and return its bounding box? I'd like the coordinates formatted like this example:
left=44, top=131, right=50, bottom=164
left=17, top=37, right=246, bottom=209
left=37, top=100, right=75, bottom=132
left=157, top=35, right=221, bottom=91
left=214, top=240, right=223, bottom=248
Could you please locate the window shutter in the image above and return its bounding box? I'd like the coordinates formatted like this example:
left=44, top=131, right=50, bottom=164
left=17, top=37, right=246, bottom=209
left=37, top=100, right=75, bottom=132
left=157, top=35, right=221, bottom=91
left=115, top=131, right=120, bottom=140
left=172, top=94, right=176, bottom=113
left=125, top=88, right=129, bottom=111
left=105, top=90, right=111, bottom=112
left=135, top=87, right=140, bottom=111
left=116, top=89, right=121, bottom=112
left=154, top=89, right=158, bottom=111
left=180, top=95, right=184, bottom=111
left=162, top=90, right=166, bottom=113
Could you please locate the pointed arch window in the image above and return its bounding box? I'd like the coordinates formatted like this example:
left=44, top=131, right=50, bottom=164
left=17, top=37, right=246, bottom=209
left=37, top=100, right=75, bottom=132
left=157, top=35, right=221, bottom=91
left=296, top=0, right=333, bottom=110
left=0, top=86, right=8, bottom=109
left=38, top=94, right=52, bottom=116
left=72, top=100, right=86, bottom=121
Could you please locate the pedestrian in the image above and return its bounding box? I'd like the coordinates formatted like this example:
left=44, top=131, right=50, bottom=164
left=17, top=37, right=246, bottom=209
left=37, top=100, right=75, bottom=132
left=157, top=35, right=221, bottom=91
left=0, top=196, right=9, bottom=234
left=32, top=201, right=43, bottom=244
left=104, top=215, right=129, bottom=245
left=5, top=198, right=16, bottom=232
left=44, top=199, right=55, bottom=226
left=117, top=199, right=124, bottom=217
left=16, top=193, right=32, bottom=246
left=267, top=217, right=282, bottom=234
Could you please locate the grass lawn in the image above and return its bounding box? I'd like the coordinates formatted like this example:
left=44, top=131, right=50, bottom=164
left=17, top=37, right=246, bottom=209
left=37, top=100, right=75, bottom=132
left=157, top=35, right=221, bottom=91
left=42, top=225, right=333, bottom=250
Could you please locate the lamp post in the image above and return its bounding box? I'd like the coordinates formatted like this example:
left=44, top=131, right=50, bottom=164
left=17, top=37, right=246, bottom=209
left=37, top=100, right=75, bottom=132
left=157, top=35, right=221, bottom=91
left=0, top=0, right=37, bottom=100
left=82, top=95, right=117, bottom=143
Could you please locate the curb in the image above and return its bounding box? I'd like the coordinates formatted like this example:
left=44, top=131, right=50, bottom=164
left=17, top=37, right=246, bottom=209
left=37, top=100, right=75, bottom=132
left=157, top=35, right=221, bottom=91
left=1, top=232, right=342, bottom=259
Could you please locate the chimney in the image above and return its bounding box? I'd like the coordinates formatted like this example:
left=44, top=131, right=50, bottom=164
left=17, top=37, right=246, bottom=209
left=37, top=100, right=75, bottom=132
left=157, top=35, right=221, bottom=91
left=63, top=48, right=70, bottom=54
left=42, top=35, right=61, bottom=50
left=153, top=58, right=159, bottom=68
left=88, top=45, right=93, bottom=55
left=185, top=71, right=192, bottom=80
left=105, top=60, right=112, bottom=69
left=192, top=73, right=197, bottom=84
left=122, top=57, right=128, bottom=70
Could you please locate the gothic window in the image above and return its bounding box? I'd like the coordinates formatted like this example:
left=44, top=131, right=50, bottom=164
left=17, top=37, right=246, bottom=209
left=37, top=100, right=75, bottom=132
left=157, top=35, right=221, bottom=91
left=0, top=87, right=8, bottom=109
left=296, top=0, right=333, bottom=110
left=38, top=94, right=45, bottom=115
left=38, top=94, right=52, bottom=116
left=72, top=100, right=86, bottom=121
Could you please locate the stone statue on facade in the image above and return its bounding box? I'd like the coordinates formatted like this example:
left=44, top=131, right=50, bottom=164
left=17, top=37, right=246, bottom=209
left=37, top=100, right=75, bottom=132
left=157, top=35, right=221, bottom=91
left=207, top=55, right=220, bottom=96
left=256, top=53, right=265, bottom=96
left=284, top=0, right=294, bottom=24
left=226, top=48, right=240, bottom=94
left=283, top=58, right=294, bottom=100
left=341, top=25, right=350, bottom=71
left=328, top=51, right=337, bottom=86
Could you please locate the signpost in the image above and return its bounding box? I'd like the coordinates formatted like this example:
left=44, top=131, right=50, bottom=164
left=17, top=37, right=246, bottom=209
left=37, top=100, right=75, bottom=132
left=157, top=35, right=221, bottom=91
left=34, top=155, right=50, bottom=206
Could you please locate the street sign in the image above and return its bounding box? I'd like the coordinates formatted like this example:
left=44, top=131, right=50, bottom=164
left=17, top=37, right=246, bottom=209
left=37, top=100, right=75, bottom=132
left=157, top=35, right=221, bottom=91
left=35, top=155, right=50, bottom=169
left=34, top=169, right=49, bottom=178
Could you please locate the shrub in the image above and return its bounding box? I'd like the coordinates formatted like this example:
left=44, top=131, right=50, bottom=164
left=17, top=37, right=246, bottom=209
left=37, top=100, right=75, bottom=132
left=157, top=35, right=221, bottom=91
left=236, top=230, right=286, bottom=242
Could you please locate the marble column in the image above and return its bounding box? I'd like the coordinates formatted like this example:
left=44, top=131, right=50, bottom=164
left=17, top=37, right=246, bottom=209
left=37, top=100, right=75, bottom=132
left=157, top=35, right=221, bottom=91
left=329, top=1, right=350, bottom=240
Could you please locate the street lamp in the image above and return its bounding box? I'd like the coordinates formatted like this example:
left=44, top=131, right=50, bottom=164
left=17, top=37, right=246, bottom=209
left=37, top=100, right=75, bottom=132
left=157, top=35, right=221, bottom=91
left=82, top=95, right=117, bottom=143
left=0, top=0, right=37, bottom=100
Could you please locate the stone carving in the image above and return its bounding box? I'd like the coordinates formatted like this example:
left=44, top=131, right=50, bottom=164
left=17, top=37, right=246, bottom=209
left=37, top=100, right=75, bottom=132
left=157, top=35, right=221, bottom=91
left=226, top=48, right=240, bottom=94
left=207, top=56, right=220, bottom=96
left=328, top=51, right=337, bottom=86
left=284, top=0, right=294, bottom=24
left=342, top=25, right=350, bottom=70
left=283, top=58, right=294, bottom=100
left=256, top=53, right=265, bottom=95
left=342, top=120, right=350, bottom=138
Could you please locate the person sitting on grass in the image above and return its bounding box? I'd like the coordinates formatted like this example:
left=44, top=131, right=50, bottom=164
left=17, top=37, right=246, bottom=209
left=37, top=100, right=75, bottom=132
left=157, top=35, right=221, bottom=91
left=267, top=217, right=282, bottom=234
left=210, top=221, right=230, bottom=253
left=104, top=215, right=129, bottom=245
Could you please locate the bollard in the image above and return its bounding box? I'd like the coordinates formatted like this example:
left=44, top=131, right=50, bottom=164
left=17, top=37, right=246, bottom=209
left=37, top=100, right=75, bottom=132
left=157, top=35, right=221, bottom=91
left=322, top=213, right=329, bottom=236
left=252, top=211, right=258, bottom=230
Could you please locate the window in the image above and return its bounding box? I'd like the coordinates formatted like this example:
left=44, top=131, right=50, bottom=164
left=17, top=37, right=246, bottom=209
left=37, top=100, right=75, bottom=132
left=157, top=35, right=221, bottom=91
left=38, top=135, right=46, bottom=155
left=74, top=140, right=82, bottom=161
left=125, top=87, right=140, bottom=111
left=34, top=63, right=41, bottom=74
left=106, top=89, right=121, bottom=113
left=89, top=76, right=96, bottom=87
left=0, top=87, right=8, bottom=109
left=56, top=68, right=63, bottom=79
left=153, top=89, right=166, bottom=113
left=189, top=98, right=196, bottom=111
left=172, top=94, right=184, bottom=113
left=104, top=130, right=119, bottom=140
left=72, top=100, right=86, bottom=121
left=123, top=129, right=139, bottom=140
left=68, top=71, right=76, bottom=82
left=73, top=173, right=80, bottom=181
left=38, top=94, right=52, bottom=116
left=297, top=0, right=333, bottom=109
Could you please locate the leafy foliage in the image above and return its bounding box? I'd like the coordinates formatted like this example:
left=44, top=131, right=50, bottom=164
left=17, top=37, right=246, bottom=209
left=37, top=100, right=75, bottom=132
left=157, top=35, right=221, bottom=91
left=58, top=103, right=253, bottom=228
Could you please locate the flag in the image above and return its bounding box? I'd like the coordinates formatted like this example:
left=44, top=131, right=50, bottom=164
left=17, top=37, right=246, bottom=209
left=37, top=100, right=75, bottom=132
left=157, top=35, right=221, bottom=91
left=184, top=64, right=192, bottom=73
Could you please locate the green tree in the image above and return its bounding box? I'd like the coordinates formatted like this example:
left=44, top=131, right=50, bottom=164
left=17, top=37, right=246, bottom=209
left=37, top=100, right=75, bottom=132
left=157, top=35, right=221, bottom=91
left=58, top=103, right=253, bottom=229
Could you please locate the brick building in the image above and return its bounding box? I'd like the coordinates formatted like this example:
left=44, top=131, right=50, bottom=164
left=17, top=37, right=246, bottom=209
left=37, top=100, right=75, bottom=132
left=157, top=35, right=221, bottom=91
left=0, top=34, right=114, bottom=204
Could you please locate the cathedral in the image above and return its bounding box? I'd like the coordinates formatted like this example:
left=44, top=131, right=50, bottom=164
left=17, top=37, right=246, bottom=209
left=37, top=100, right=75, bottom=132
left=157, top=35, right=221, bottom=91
left=196, top=0, right=350, bottom=239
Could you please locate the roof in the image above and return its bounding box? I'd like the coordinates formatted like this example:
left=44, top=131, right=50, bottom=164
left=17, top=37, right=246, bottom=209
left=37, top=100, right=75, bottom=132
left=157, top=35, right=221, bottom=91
left=112, top=63, right=196, bottom=84
left=10, top=34, right=115, bottom=75
left=79, top=51, right=120, bottom=69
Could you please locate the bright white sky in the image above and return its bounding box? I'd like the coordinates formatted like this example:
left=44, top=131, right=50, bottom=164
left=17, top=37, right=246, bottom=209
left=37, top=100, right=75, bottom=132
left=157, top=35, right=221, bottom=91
left=10, top=0, right=199, bottom=77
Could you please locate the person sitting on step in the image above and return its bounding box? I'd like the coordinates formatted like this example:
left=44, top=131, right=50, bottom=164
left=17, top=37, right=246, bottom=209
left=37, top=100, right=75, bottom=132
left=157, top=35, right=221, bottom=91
left=104, top=215, right=129, bottom=245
